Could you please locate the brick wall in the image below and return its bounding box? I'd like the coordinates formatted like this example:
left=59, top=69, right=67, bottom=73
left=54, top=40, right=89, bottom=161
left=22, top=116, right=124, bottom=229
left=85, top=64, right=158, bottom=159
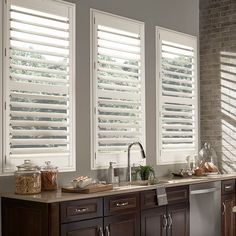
left=200, top=0, right=236, bottom=172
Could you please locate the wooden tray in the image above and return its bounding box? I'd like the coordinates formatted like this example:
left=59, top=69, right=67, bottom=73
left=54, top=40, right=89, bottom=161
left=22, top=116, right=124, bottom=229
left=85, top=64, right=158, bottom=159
left=62, top=184, right=113, bottom=194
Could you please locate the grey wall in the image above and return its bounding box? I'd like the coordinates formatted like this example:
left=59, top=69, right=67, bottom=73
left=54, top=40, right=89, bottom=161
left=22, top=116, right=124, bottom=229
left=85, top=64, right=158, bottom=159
left=200, top=0, right=236, bottom=173
left=0, top=0, right=199, bottom=192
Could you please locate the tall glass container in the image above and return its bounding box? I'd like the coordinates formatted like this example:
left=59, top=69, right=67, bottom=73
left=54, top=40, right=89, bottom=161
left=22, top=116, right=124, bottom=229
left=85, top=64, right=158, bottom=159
left=15, top=160, right=41, bottom=194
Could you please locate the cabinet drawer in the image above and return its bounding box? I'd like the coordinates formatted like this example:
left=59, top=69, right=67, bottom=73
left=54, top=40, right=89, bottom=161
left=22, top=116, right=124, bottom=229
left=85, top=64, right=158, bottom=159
left=141, top=185, right=189, bottom=209
left=60, top=198, right=103, bottom=223
left=104, top=193, right=139, bottom=216
left=166, top=185, right=189, bottom=205
left=222, top=179, right=235, bottom=195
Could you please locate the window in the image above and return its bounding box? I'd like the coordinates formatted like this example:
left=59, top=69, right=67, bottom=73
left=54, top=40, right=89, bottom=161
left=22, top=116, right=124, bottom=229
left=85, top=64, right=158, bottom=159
left=156, top=27, right=198, bottom=164
left=2, top=0, right=76, bottom=173
left=91, top=10, right=145, bottom=169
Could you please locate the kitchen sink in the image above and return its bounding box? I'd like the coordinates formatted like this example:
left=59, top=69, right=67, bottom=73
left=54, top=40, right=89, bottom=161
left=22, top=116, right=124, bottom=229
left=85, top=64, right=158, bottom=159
left=113, top=180, right=169, bottom=190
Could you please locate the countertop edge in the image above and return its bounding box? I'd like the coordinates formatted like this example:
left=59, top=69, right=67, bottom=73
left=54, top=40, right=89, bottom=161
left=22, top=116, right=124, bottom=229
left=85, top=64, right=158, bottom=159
left=1, top=174, right=236, bottom=203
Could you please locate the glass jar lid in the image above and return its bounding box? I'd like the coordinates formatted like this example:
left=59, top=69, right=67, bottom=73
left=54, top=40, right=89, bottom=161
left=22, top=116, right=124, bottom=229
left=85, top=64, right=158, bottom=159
left=16, top=160, right=39, bottom=172
left=41, top=161, right=58, bottom=171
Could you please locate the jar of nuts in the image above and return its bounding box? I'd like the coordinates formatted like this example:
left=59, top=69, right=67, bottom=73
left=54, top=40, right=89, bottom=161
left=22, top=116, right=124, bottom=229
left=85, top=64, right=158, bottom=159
left=15, top=160, right=41, bottom=195
left=41, top=161, right=58, bottom=191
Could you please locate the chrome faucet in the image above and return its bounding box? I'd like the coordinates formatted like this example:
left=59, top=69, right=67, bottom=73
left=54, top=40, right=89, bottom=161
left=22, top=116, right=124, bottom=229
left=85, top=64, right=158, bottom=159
left=127, top=142, right=146, bottom=182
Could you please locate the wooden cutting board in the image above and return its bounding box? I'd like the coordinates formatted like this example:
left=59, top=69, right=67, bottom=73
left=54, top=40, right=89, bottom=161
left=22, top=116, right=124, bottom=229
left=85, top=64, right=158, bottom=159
left=62, top=184, right=113, bottom=194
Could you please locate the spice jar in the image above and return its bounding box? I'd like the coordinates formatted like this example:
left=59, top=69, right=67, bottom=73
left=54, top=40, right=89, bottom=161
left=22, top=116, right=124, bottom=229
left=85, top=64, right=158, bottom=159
left=41, top=161, right=58, bottom=191
left=15, top=160, right=41, bottom=195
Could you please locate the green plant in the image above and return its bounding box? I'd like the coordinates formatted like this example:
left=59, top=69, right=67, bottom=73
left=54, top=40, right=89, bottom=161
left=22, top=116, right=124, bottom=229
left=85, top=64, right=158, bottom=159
left=135, top=165, right=155, bottom=181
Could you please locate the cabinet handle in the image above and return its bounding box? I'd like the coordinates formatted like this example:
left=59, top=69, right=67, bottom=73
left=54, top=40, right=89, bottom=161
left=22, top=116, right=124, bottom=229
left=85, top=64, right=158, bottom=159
left=222, top=202, right=226, bottom=215
left=74, top=207, right=88, bottom=213
left=167, top=214, right=173, bottom=229
left=105, top=226, right=110, bottom=236
left=116, top=202, right=129, bottom=207
left=98, top=227, right=104, bottom=236
left=225, top=185, right=232, bottom=189
left=163, top=214, right=168, bottom=229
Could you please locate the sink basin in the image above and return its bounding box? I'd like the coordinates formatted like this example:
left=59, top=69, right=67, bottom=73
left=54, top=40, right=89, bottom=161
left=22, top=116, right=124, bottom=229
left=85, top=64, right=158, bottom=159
left=113, top=180, right=169, bottom=190
left=113, top=184, right=145, bottom=191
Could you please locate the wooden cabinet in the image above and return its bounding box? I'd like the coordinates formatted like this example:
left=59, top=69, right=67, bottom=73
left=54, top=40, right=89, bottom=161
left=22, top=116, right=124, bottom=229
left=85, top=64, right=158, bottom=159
left=2, top=198, right=59, bottom=236
left=61, top=218, right=103, bottom=236
left=104, top=213, right=140, bottom=236
left=2, top=186, right=189, bottom=236
left=221, top=179, right=236, bottom=236
left=167, top=203, right=189, bottom=236
left=141, top=186, right=189, bottom=236
left=104, top=193, right=140, bottom=236
left=141, top=206, right=167, bottom=236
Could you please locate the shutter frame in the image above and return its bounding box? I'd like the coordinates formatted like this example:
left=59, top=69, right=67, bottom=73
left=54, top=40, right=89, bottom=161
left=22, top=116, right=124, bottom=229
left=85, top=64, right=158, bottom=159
left=3, top=0, right=76, bottom=173
left=156, top=27, right=198, bottom=165
left=91, top=10, right=146, bottom=169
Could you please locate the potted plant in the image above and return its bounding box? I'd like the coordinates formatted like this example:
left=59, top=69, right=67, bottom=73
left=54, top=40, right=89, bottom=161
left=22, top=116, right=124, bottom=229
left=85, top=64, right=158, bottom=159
left=135, top=165, right=155, bottom=181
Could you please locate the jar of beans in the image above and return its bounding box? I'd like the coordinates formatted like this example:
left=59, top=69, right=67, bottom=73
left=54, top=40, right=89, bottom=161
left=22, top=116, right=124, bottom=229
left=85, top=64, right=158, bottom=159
left=15, top=160, right=41, bottom=195
left=41, top=161, right=58, bottom=191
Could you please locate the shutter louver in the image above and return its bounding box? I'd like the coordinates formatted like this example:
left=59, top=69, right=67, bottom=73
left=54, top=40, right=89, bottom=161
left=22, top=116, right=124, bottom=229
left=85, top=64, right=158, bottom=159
left=6, top=4, right=73, bottom=164
left=92, top=12, right=145, bottom=167
left=157, top=29, right=198, bottom=164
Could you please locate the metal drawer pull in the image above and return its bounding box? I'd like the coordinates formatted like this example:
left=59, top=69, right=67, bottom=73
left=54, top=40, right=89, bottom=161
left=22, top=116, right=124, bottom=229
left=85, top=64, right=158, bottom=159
left=74, top=207, right=88, bottom=213
left=225, top=185, right=232, bottom=189
left=222, top=202, right=226, bottom=215
left=163, top=214, right=168, bottom=229
left=168, top=214, right=173, bottom=229
left=98, top=227, right=104, bottom=236
left=105, top=226, right=110, bottom=236
left=116, top=202, right=129, bottom=207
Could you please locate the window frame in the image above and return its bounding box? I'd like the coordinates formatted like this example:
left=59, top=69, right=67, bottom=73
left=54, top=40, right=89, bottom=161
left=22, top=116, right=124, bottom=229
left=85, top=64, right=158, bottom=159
left=2, top=0, right=76, bottom=174
left=90, top=9, right=146, bottom=170
left=0, top=0, right=3, bottom=174
left=156, top=26, right=199, bottom=165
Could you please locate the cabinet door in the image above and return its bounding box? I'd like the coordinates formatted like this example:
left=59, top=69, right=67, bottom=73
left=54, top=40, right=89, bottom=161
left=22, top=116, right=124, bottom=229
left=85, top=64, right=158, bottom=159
left=167, top=203, right=189, bottom=236
left=222, top=194, right=235, bottom=236
left=141, top=206, right=167, bottom=236
left=104, top=213, right=140, bottom=236
left=2, top=198, right=55, bottom=236
left=61, top=218, right=103, bottom=236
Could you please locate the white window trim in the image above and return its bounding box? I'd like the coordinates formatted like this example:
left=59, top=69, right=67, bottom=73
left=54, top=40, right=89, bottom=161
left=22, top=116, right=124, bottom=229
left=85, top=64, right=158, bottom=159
left=156, top=26, right=199, bottom=165
left=1, top=0, right=76, bottom=174
left=0, top=0, right=3, bottom=174
left=90, top=9, right=146, bottom=170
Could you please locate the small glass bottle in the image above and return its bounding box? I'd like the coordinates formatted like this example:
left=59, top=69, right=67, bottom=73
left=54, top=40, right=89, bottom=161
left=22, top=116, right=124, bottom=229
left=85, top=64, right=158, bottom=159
left=15, top=160, right=41, bottom=195
left=41, top=161, right=58, bottom=191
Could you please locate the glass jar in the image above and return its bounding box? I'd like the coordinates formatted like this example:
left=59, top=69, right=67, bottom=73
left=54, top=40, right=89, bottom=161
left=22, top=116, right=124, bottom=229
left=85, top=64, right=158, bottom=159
left=41, top=161, right=58, bottom=191
left=15, top=160, right=41, bottom=195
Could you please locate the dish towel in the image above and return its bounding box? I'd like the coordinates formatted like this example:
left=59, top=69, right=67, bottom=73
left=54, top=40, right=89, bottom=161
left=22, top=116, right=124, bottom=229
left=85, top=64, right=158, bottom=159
left=156, top=186, right=168, bottom=206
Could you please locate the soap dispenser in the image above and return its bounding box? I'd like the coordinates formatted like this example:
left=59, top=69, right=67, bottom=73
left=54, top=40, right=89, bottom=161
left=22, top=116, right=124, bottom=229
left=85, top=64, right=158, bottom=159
left=108, top=162, right=116, bottom=184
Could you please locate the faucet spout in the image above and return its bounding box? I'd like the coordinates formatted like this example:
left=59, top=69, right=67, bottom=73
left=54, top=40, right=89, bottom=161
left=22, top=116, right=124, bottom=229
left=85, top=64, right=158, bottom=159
left=127, top=142, right=146, bottom=182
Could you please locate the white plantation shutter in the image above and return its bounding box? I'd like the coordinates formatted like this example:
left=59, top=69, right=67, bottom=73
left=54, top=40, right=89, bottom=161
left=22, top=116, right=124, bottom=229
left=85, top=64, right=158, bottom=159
left=91, top=10, right=145, bottom=168
left=156, top=28, right=198, bottom=164
left=3, top=0, right=75, bottom=172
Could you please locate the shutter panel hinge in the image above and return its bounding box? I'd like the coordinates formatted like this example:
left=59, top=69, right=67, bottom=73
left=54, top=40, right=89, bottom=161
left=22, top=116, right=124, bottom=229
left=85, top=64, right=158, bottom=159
left=94, top=17, right=95, bottom=24
left=95, top=152, right=96, bottom=160
left=159, top=33, right=160, bottom=39
left=4, top=102, right=6, bottom=110
left=4, top=155, right=7, bottom=164
left=94, top=107, right=96, bottom=114
left=4, top=48, right=6, bottom=57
